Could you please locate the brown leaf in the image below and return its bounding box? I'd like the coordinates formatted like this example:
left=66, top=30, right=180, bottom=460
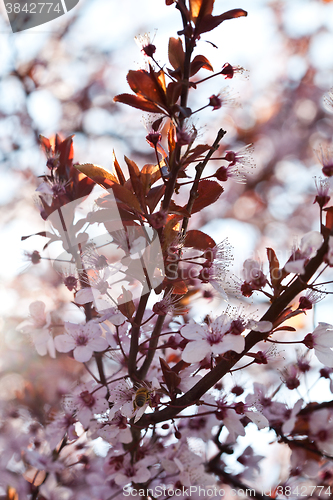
left=185, top=230, right=216, bottom=250
left=168, top=121, right=177, bottom=156
left=182, top=143, right=211, bottom=166
left=57, top=134, right=74, bottom=172
left=75, top=163, right=119, bottom=186
left=160, top=357, right=181, bottom=394
left=166, top=81, right=183, bottom=106
left=162, top=214, right=182, bottom=252
left=113, top=93, right=165, bottom=113
left=106, top=184, right=143, bottom=213
left=113, top=150, right=126, bottom=185
left=191, top=180, right=224, bottom=213
left=168, top=37, right=185, bottom=71
left=169, top=200, right=191, bottom=217
left=189, top=0, right=214, bottom=20
left=146, top=185, right=166, bottom=212
left=190, top=55, right=214, bottom=76
left=324, top=206, right=333, bottom=230
left=141, top=163, right=162, bottom=193
left=39, top=134, right=51, bottom=154
left=117, top=288, right=135, bottom=319
left=195, top=8, right=247, bottom=36
left=124, top=156, right=147, bottom=211
left=127, top=69, right=167, bottom=108
left=267, top=247, right=281, bottom=289
left=273, top=326, right=296, bottom=332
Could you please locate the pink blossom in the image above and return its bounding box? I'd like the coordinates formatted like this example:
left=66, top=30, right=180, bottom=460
left=98, top=411, right=132, bottom=444
left=303, top=322, right=333, bottom=367
left=181, top=315, right=245, bottom=363
left=17, top=300, right=55, bottom=358
left=54, top=320, right=108, bottom=362
left=71, top=381, right=108, bottom=428
left=285, top=231, right=323, bottom=274
left=309, top=408, right=333, bottom=455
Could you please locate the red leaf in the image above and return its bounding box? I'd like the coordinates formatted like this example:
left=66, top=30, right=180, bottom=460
left=183, top=143, right=211, bottom=166
left=195, top=8, right=247, bottom=36
left=189, top=0, right=214, bottom=20
left=113, top=93, right=165, bottom=113
left=113, top=151, right=126, bottom=185
left=169, top=201, right=191, bottom=217
left=75, top=163, right=119, bottom=185
left=124, top=156, right=147, bottom=212
left=185, top=230, right=216, bottom=250
left=191, top=180, right=224, bottom=213
left=141, top=163, right=162, bottom=193
left=273, top=326, right=297, bottom=332
left=21, top=231, right=54, bottom=240
left=39, top=135, right=51, bottom=155
left=100, top=184, right=143, bottom=213
left=146, top=185, right=165, bottom=212
left=267, top=247, right=280, bottom=284
left=190, top=55, right=214, bottom=76
left=58, top=135, right=74, bottom=169
left=160, top=358, right=181, bottom=394
left=117, top=288, right=135, bottom=319
left=324, top=206, right=333, bottom=230
left=168, top=37, right=185, bottom=71
left=126, top=69, right=167, bottom=108
left=166, top=81, right=183, bottom=106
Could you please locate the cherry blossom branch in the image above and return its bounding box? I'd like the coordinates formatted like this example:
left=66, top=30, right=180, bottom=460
left=128, top=292, right=150, bottom=379
left=138, top=236, right=329, bottom=427
left=181, top=127, right=226, bottom=235
left=138, top=314, right=166, bottom=380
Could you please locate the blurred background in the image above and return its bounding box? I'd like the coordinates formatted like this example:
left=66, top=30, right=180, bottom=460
left=1, top=0, right=333, bottom=489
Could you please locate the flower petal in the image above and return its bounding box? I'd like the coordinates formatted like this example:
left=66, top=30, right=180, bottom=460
left=181, top=323, right=207, bottom=341
left=182, top=340, right=211, bottom=363
left=314, top=346, right=333, bottom=367
left=212, top=334, right=244, bottom=354
left=54, top=334, right=76, bottom=353
left=73, top=346, right=94, bottom=362
left=89, top=337, right=108, bottom=351
left=75, top=288, right=94, bottom=304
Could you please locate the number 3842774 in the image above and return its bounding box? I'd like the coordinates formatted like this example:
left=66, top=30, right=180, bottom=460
left=5, top=3, right=62, bottom=14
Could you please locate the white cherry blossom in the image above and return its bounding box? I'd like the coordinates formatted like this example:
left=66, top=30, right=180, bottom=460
left=285, top=231, right=323, bottom=274
left=181, top=315, right=245, bottom=363
left=303, top=322, right=333, bottom=367
left=54, top=320, right=108, bottom=362
left=17, top=300, right=55, bottom=358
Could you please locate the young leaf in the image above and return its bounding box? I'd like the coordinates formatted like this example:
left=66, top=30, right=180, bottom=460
left=168, top=37, right=185, bottom=71
left=74, top=164, right=119, bottom=186
left=160, top=357, right=181, bottom=394
left=113, top=150, right=126, bottom=185
left=190, top=55, right=214, bottom=76
left=185, top=230, right=216, bottom=250
left=124, top=156, right=147, bottom=212
left=195, top=8, right=247, bottom=36
left=114, top=93, right=165, bottom=114
left=189, top=0, right=214, bottom=21
left=146, top=185, right=166, bottom=212
left=191, top=180, right=224, bottom=213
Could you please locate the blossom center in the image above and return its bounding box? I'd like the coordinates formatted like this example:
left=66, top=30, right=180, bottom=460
left=76, top=334, right=88, bottom=346
left=80, top=390, right=95, bottom=407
